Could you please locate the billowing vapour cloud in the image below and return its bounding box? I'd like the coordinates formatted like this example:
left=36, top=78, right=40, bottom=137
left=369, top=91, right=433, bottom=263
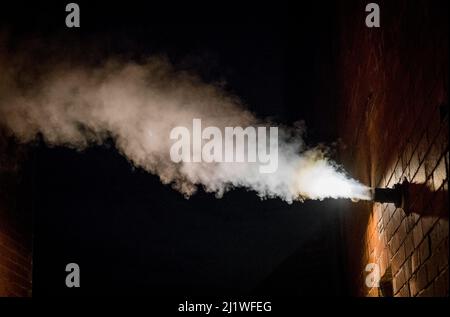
left=0, top=39, right=371, bottom=203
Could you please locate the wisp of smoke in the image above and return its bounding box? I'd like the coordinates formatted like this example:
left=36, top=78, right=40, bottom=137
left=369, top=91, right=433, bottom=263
left=0, top=45, right=371, bottom=203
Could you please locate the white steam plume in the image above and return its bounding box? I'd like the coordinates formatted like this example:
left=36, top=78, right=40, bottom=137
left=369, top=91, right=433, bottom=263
left=0, top=50, right=371, bottom=203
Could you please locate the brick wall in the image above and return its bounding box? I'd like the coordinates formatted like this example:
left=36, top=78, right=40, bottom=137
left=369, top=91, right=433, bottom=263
left=0, top=135, right=32, bottom=297
left=338, top=0, right=448, bottom=296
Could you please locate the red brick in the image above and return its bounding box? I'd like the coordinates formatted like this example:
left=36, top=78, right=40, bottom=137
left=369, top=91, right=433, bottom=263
left=409, top=275, right=418, bottom=297
left=411, top=248, right=421, bottom=274
left=393, top=267, right=406, bottom=295
left=0, top=256, right=30, bottom=279
left=415, top=265, right=429, bottom=294
left=392, top=209, right=403, bottom=233
left=445, top=152, right=450, bottom=179
left=403, top=256, right=413, bottom=283
left=419, top=237, right=431, bottom=263
left=409, top=156, right=419, bottom=181
left=391, top=245, right=406, bottom=276
left=399, top=284, right=410, bottom=297
left=421, top=217, right=436, bottom=237
left=429, top=221, right=446, bottom=252
left=0, top=277, right=12, bottom=296
left=436, top=239, right=449, bottom=272
left=433, top=268, right=449, bottom=296
left=338, top=1, right=448, bottom=296
left=386, top=218, right=394, bottom=242
left=385, top=204, right=396, bottom=222
left=389, top=232, right=400, bottom=255
left=374, top=205, right=383, bottom=225
left=405, top=213, right=418, bottom=233
left=0, top=262, right=30, bottom=287
left=397, top=219, right=408, bottom=245
left=382, top=208, right=390, bottom=229
left=401, top=150, right=411, bottom=180
left=0, top=222, right=32, bottom=297
left=412, top=221, right=424, bottom=248
left=367, top=287, right=379, bottom=297
left=437, top=219, right=448, bottom=238
left=415, top=133, right=429, bottom=164
left=0, top=243, right=30, bottom=269
left=413, top=163, right=427, bottom=184
left=426, top=253, right=441, bottom=283
left=0, top=231, right=28, bottom=257
left=380, top=247, right=389, bottom=275
left=432, top=156, right=447, bottom=190
left=432, top=124, right=449, bottom=161
left=394, top=164, right=404, bottom=185
left=404, top=233, right=415, bottom=259
left=417, top=283, right=434, bottom=297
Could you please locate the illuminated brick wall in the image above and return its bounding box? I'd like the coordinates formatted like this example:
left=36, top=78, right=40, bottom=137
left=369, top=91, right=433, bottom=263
left=338, top=0, right=448, bottom=296
left=0, top=137, right=32, bottom=297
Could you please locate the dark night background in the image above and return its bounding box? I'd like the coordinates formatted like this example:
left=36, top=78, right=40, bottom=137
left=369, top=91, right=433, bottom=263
left=1, top=0, right=349, bottom=295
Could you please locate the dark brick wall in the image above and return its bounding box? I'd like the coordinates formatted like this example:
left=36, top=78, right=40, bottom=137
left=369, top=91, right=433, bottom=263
left=0, top=217, right=32, bottom=297
left=338, top=0, right=448, bottom=296
left=0, top=135, right=32, bottom=297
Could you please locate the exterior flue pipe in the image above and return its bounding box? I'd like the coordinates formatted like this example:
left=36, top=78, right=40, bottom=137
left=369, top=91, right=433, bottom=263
left=372, top=179, right=409, bottom=211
